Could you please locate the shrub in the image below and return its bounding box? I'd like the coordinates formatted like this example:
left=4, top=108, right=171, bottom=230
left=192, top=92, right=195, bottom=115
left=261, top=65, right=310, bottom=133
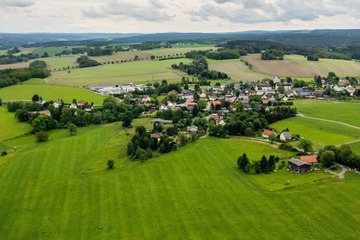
left=35, top=131, right=49, bottom=142
left=1, top=151, right=7, bottom=156
left=107, top=160, right=115, bottom=169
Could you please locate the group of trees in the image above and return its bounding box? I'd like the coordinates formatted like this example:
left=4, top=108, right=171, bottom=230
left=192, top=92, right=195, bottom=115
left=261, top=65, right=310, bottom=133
left=318, top=145, right=360, bottom=169
left=261, top=49, right=284, bottom=60
left=237, top=153, right=280, bottom=174
left=0, top=52, right=41, bottom=65
left=0, top=67, right=50, bottom=89
left=76, top=56, right=101, bottom=68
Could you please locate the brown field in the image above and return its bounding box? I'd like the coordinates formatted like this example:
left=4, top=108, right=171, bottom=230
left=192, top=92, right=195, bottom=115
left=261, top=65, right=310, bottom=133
left=209, top=60, right=272, bottom=81
left=0, top=61, right=31, bottom=70
left=242, top=54, right=360, bottom=78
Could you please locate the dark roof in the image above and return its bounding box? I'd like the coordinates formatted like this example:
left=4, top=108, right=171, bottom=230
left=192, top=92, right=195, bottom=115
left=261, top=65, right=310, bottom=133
left=288, top=158, right=310, bottom=167
left=281, top=131, right=292, bottom=139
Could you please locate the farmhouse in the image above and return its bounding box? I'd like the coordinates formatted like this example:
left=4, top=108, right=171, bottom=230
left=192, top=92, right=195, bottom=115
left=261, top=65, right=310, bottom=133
left=300, top=155, right=318, bottom=165
left=288, top=158, right=311, bottom=173
left=53, top=100, right=62, bottom=108
left=275, top=83, right=292, bottom=92
left=77, top=100, right=86, bottom=107
left=150, top=133, right=163, bottom=141
left=187, top=125, right=198, bottom=133
left=28, top=110, right=52, bottom=117
left=255, top=84, right=272, bottom=91
left=262, top=129, right=277, bottom=138
left=70, top=103, right=77, bottom=109
left=280, top=131, right=293, bottom=141
left=142, top=96, right=151, bottom=103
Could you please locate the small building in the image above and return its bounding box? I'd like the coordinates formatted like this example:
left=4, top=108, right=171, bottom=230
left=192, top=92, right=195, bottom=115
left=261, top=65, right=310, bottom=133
left=288, top=158, right=311, bottom=173
left=150, top=133, right=163, bottom=141
left=77, top=100, right=86, bottom=107
left=300, top=155, right=318, bottom=165
left=280, top=131, right=293, bottom=141
left=84, top=104, right=94, bottom=112
left=53, top=100, right=62, bottom=108
left=142, top=95, right=151, bottom=103
left=187, top=125, right=198, bottom=133
left=159, top=104, right=168, bottom=111
left=70, top=103, right=77, bottom=109
left=262, top=129, right=277, bottom=138
left=29, top=110, right=52, bottom=117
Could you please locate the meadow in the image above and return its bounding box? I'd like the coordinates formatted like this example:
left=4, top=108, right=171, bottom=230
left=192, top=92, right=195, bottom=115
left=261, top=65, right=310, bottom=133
left=293, top=100, right=360, bottom=127
left=270, top=117, right=360, bottom=150
left=0, top=107, right=32, bottom=141
left=209, top=59, right=272, bottom=81
left=32, top=47, right=67, bottom=57
left=242, top=54, right=360, bottom=78
left=0, top=78, right=105, bottom=105
left=48, top=59, right=191, bottom=86
left=0, top=120, right=359, bottom=239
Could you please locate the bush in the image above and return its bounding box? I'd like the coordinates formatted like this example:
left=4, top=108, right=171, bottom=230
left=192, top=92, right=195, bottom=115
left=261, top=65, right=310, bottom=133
left=1, top=151, right=7, bottom=156
left=35, top=131, right=49, bottom=142
left=107, top=160, right=115, bottom=169
left=279, top=143, right=299, bottom=152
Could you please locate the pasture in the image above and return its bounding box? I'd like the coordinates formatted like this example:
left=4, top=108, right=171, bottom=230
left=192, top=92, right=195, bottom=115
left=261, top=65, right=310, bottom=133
left=0, top=78, right=105, bottom=104
left=32, top=47, right=67, bottom=57
left=270, top=117, right=360, bottom=150
left=209, top=60, right=272, bottom=81
left=48, top=59, right=191, bottom=86
left=0, top=107, right=32, bottom=141
left=293, top=100, right=360, bottom=127
left=242, top=54, right=360, bottom=78
left=0, top=122, right=360, bottom=239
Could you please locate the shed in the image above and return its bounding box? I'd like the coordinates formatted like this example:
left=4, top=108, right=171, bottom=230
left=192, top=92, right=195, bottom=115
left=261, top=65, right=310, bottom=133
left=288, top=158, right=311, bottom=173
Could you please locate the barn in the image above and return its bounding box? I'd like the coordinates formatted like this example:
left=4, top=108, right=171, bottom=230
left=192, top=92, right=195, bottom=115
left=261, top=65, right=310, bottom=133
left=288, top=158, right=311, bottom=173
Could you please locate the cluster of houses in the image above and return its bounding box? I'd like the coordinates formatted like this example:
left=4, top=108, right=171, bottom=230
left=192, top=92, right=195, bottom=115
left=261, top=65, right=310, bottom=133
left=29, top=99, right=94, bottom=117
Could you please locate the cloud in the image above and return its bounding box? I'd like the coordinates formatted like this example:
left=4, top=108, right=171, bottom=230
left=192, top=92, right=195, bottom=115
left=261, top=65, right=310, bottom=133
left=1, top=0, right=35, bottom=8
left=83, top=0, right=173, bottom=22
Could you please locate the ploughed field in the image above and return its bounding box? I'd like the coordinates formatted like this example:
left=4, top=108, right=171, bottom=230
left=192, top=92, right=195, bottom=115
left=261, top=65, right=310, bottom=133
left=0, top=118, right=360, bottom=239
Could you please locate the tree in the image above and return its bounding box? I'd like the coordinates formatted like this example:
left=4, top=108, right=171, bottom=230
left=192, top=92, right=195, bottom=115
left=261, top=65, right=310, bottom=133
left=179, top=133, right=187, bottom=146
left=235, top=101, right=243, bottom=112
left=127, top=142, right=136, bottom=156
left=298, top=139, right=313, bottom=154
left=92, top=112, right=102, bottom=124
left=68, top=123, right=77, bottom=135
left=268, top=134, right=277, bottom=144
left=134, top=55, right=139, bottom=61
left=32, top=115, right=56, bottom=132
left=0, top=98, right=2, bottom=106
left=253, top=161, right=261, bottom=174
left=30, top=60, right=47, bottom=69
left=151, top=55, right=155, bottom=60
left=35, top=131, right=49, bottom=142
left=145, top=148, right=153, bottom=159
left=107, top=160, right=115, bottom=169
left=32, top=94, right=40, bottom=102
left=238, top=153, right=249, bottom=171
left=245, top=127, right=253, bottom=136
left=268, top=155, right=276, bottom=171
left=320, top=150, right=335, bottom=167
left=260, top=155, right=268, bottom=172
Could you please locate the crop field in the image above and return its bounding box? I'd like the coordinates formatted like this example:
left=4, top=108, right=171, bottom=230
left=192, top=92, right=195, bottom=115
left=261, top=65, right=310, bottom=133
left=0, top=121, right=359, bottom=239
left=0, top=78, right=105, bottom=104
left=209, top=60, right=272, bottom=81
left=293, top=100, right=360, bottom=127
left=0, top=107, right=32, bottom=141
left=270, top=117, right=360, bottom=150
left=89, top=47, right=215, bottom=64
left=32, top=47, right=67, bottom=57
left=0, top=61, right=31, bottom=70
left=242, top=54, right=360, bottom=78
left=48, top=59, right=191, bottom=86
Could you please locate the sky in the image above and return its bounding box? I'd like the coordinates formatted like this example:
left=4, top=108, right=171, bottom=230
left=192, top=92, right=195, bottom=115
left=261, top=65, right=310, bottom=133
left=1, top=0, right=360, bottom=33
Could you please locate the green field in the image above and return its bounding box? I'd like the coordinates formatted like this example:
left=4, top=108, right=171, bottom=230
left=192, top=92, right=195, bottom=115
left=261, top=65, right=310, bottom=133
left=32, top=47, right=67, bottom=57
left=242, top=54, right=360, bottom=78
left=0, top=107, right=32, bottom=141
left=270, top=117, right=360, bottom=150
left=294, top=100, right=360, bottom=127
left=1, top=121, right=360, bottom=239
left=172, top=44, right=217, bottom=48
left=209, top=59, right=272, bottom=81
left=349, top=141, right=360, bottom=155
left=48, top=59, right=191, bottom=86
left=46, top=55, right=80, bottom=70
left=0, top=78, right=105, bottom=104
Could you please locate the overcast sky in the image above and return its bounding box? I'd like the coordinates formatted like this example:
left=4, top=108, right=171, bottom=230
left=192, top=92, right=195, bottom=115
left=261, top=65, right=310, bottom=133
left=1, top=0, right=360, bottom=33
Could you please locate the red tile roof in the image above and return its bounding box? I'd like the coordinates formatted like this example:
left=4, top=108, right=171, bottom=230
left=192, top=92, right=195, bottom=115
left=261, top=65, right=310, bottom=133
left=300, top=155, right=318, bottom=163
left=209, top=101, right=221, bottom=106
left=262, top=129, right=277, bottom=136
left=262, top=100, right=269, bottom=104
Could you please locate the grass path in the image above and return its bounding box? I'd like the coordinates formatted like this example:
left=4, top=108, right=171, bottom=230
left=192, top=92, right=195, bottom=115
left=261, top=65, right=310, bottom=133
left=297, top=113, right=360, bottom=130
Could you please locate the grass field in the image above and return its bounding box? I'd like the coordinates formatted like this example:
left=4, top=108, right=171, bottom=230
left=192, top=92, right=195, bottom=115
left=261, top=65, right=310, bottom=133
left=0, top=78, right=105, bottom=104
left=0, top=121, right=360, bottom=239
left=32, top=47, right=67, bottom=57
left=293, top=100, right=360, bottom=127
left=270, top=117, right=360, bottom=150
left=209, top=60, right=272, bottom=81
left=349, top=141, right=360, bottom=155
left=0, top=107, right=32, bottom=141
left=48, top=59, right=191, bottom=86
left=172, top=44, right=217, bottom=48
left=242, top=54, right=360, bottom=78
left=46, top=55, right=80, bottom=71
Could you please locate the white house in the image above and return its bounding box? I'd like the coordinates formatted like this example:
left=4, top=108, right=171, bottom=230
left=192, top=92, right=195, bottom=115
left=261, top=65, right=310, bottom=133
left=159, top=104, right=168, bottom=111
left=53, top=100, right=62, bottom=108
left=142, top=95, right=151, bottom=103
left=70, top=103, right=77, bottom=109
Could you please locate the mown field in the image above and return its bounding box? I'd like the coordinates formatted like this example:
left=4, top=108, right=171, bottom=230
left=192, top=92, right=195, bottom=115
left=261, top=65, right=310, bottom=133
left=0, top=78, right=105, bottom=104
left=32, top=47, right=67, bottom=57
left=242, top=54, right=360, bottom=78
left=293, top=100, right=360, bottom=127
left=209, top=60, right=272, bottom=81
left=270, top=117, right=360, bottom=150
left=48, top=59, right=191, bottom=86
left=0, top=107, right=32, bottom=141
left=0, top=120, right=359, bottom=239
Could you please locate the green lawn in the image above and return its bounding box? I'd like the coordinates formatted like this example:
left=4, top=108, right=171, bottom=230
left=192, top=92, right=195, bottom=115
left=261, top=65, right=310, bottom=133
left=49, top=59, right=191, bottom=86
left=349, top=141, right=360, bottom=155
left=32, top=47, right=67, bottom=57
left=294, top=100, right=360, bottom=127
left=270, top=117, right=360, bottom=150
left=0, top=107, right=32, bottom=141
left=0, top=79, right=105, bottom=104
left=1, top=121, right=360, bottom=239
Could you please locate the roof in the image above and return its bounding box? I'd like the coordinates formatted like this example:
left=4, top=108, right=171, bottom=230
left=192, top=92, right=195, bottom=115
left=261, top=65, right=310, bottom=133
left=78, top=100, right=86, bottom=104
left=150, top=133, right=163, bottom=139
left=262, top=129, right=277, bottom=136
left=300, top=155, right=318, bottom=163
left=262, top=100, right=269, bottom=104
left=288, top=158, right=310, bottom=167
left=281, top=131, right=292, bottom=139
left=209, top=101, right=221, bottom=106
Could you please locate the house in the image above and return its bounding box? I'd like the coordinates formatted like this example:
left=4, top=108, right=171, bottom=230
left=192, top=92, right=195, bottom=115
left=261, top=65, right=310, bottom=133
left=187, top=125, right=198, bottom=133
left=262, top=100, right=269, bottom=105
left=199, top=92, right=207, bottom=99
left=208, top=101, right=222, bottom=107
left=300, top=155, right=318, bottom=165
left=255, top=84, right=272, bottom=91
left=313, top=90, right=325, bottom=98
left=167, top=101, right=177, bottom=109
left=150, top=133, right=163, bottom=141
left=29, top=110, right=52, bottom=117
left=70, top=103, right=77, bottom=109
left=280, top=131, right=293, bottom=141
left=276, top=83, right=292, bottom=92
left=338, top=79, right=349, bottom=86
left=142, top=95, right=151, bottom=103
left=53, top=100, right=62, bottom=108
left=84, top=104, right=93, bottom=112
left=159, top=104, right=168, bottom=111
left=36, top=99, right=46, bottom=105
left=243, top=80, right=252, bottom=85
left=221, top=81, right=230, bottom=89
left=262, top=129, right=277, bottom=138
left=77, top=100, right=86, bottom=107
left=234, top=82, right=241, bottom=90
left=346, top=86, right=356, bottom=96
left=288, top=158, right=311, bottom=173
left=273, top=76, right=281, bottom=84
